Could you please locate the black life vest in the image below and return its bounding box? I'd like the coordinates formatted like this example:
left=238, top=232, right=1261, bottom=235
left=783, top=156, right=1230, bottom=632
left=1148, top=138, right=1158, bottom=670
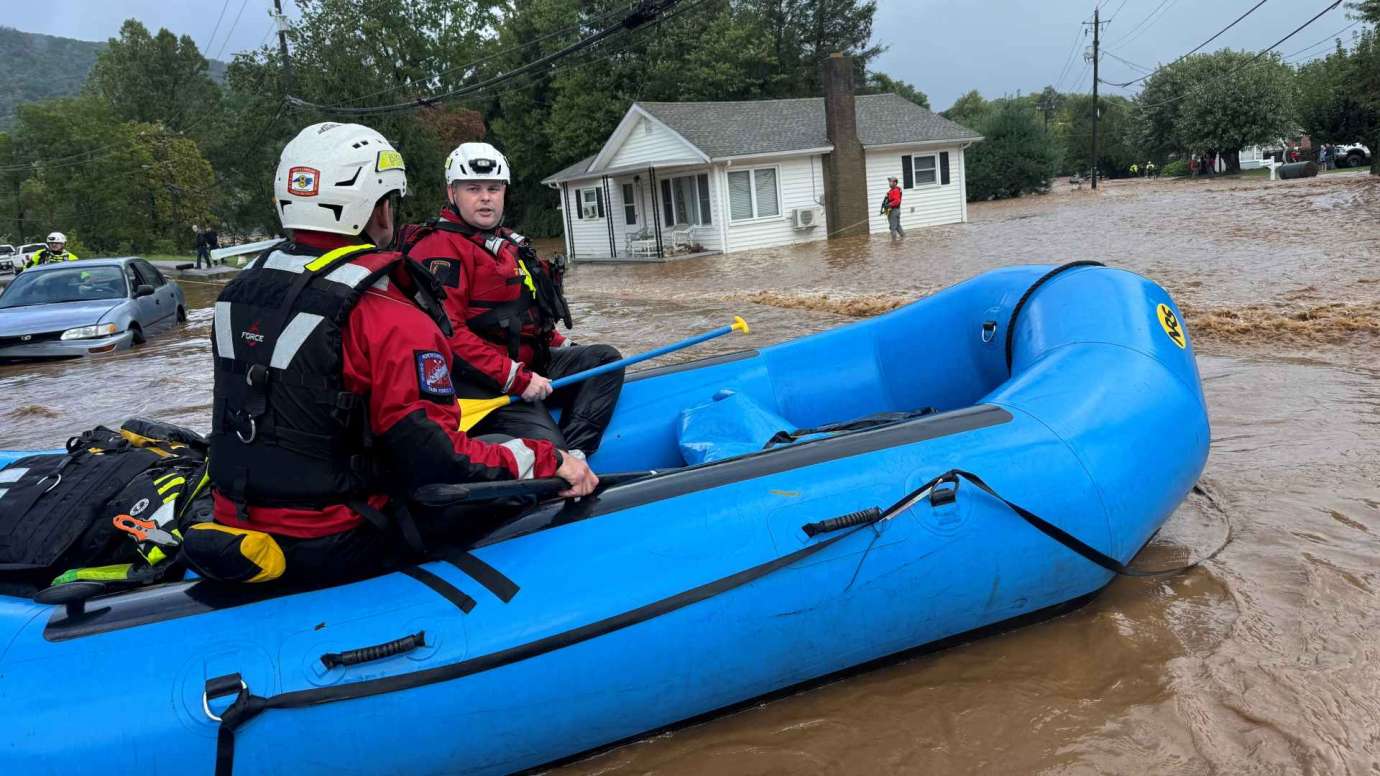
left=208, top=242, right=451, bottom=511
left=404, top=217, right=573, bottom=367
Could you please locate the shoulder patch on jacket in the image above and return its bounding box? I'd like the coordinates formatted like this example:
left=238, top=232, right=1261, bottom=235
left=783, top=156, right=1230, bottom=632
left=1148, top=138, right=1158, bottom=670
left=424, top=258, right=462, bottom=288
left=415, top=350, right=456, bottom=402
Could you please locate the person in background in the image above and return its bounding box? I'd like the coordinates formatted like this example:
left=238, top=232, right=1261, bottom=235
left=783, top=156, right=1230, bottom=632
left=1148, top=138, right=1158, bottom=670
left=203, top=224, right=220, bottom=266
left=194, top=225, right=210, bottom=268
left=1129, top=162, right=1139, bottom=177
left=1145, top=160, right=1156, bottom=177
left=26, top=232, right=78, bottom=268
left=881, top=176, right=903, bottom=239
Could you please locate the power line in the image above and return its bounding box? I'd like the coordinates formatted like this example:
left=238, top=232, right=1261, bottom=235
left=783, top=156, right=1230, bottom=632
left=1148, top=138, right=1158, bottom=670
left=1102, top=49, right=1155, bottom=72
left=204, top=0, right=233, bottom=54
left=1283, top=18, right=1363, bottom=60
left=1135, top=0, right=1343, bottom=110
left=212, top=0, right=253, bottom=62
left=1107, top=0, right=1173, bottom=48
left=1102, top=0, right=1272, bottom=87
left=286, top=0, right=686, bottom=116
left=1053, top=24, right=1088, bottom=91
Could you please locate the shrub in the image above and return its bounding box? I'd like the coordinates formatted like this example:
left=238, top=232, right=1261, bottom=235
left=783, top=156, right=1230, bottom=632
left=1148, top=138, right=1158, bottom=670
left=1161, top=159, right=1189, bottom=177
left=966, top=101, right=1058, bottom=201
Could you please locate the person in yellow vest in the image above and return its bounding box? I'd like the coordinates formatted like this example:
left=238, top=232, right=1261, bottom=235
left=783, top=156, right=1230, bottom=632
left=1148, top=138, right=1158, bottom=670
left=26, top=232, right=79, bottom=268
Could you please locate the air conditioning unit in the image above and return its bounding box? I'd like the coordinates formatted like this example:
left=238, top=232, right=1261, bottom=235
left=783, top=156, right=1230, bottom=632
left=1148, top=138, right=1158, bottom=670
left=582, top=205, right=600, bottom=219
left=793, top=207, right=823, bottom=229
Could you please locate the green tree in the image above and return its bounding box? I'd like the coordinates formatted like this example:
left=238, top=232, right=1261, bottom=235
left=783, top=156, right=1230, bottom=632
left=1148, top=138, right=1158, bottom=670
left=862, top=73, right=929, bottom=108
left=943, top=90, right=990, bottom=129
left=965, top=100, right=1057, bottom=200
left=84, top=20, right=222, bottom=138
left=1138, top=49, right=1297, bottom=172
left=1058, top=94, right=1140, bottom=177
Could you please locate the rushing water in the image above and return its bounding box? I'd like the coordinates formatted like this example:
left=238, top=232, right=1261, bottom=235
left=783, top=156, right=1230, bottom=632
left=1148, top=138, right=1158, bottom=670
left=2, top=172, right=1378, bottom=773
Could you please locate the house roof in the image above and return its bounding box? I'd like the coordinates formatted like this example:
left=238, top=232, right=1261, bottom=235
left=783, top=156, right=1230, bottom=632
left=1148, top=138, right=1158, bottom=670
left=543, top=94, right=981, bottom=184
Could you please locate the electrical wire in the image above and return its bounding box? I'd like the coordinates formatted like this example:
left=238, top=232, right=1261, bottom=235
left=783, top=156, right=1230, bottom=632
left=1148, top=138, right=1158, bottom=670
left=1102, top=0, right=1272, bottom=87
left=1134, top=0, right=1343, bottom=110
left=286, top=0, right=685, bottom=116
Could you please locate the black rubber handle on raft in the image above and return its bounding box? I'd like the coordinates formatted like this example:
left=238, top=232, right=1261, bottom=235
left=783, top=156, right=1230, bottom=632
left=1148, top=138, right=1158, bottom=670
left=801, top=507, right=883, bottom=537
left=321, top=631, right=426, bottom=669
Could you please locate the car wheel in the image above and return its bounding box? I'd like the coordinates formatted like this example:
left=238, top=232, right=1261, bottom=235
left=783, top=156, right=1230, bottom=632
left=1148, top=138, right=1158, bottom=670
left=1347, top=152, right=1367, bottom=169
left=130, top=324, right=146, bottom=345
left=176, top=305, right=188, bottom=323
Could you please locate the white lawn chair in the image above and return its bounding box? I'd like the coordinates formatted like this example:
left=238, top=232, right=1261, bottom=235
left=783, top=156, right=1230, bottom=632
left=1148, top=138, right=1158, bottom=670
left=625, top=228, right=658, bottom=258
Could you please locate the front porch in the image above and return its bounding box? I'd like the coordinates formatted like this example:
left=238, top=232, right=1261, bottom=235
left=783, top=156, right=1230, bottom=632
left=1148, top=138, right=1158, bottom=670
left=556, top=162, right=724, bottom=263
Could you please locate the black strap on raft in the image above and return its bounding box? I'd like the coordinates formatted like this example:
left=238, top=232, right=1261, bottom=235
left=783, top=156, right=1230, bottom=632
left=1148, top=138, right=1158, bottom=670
left=801, top=468, right=1224, bottom=579
left=1004, top=261, right=1105, bottom=373
left=763, top=408, right=937, bottom=449
left=205, top=515, right=870, bottom=774
left=397, top=566, right=476, bottom=613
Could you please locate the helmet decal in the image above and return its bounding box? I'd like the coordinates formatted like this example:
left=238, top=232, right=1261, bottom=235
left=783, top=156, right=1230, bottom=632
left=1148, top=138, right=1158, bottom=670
left=287, top=166, right=321, bottom=196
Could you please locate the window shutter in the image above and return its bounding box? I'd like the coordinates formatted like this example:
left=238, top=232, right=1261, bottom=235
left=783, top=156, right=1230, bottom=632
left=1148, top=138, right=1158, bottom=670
left=596, top=188, right=605, bottom=219
left=902, top=155, right=913, bottom=189
left=575, top=189, right=583, bottom=219
left=940, top=152, right=951, bottom=185
left=661, top=179, right=674, bottom=227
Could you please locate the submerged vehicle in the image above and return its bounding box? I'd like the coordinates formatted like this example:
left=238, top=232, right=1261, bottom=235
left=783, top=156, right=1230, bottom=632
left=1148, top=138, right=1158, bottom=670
left=0, top=263, right=1207, bottom=775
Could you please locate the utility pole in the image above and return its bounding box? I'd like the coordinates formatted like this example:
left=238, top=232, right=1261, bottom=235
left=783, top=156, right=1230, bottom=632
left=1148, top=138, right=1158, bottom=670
left=273, top=0, right=294, bottom=94
left=1083, top=6, right=1104, bottom=189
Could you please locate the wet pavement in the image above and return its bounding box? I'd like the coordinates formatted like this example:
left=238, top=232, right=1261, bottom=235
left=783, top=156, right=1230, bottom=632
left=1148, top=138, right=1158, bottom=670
left=2, top=171, right=1379, bottom=773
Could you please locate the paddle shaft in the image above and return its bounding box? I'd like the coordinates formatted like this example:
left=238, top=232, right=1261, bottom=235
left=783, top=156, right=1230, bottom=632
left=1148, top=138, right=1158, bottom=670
left=547, top=321, right=743, bottom=392
left=414, top=470, right=667, bottom=506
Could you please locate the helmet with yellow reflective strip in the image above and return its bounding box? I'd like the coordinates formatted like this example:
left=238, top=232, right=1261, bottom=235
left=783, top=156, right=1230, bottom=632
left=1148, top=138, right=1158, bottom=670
left=274, top=122, right=407, bottom=236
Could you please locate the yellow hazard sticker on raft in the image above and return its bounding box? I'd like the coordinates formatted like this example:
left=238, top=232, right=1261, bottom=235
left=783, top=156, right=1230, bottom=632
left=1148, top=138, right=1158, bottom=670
left=1157, top=303, right=1186, bottom=349
left=376, top=149, right=405, bottom=172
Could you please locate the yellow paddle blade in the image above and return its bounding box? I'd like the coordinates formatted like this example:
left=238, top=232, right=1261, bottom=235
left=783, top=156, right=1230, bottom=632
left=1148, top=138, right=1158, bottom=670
left=732, top=316, right=749, bottom=335
left=457, top=395, right=512, bottom=432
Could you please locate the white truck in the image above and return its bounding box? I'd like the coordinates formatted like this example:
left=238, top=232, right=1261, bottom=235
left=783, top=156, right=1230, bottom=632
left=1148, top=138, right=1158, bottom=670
left=1334, top=143, right=1371, bottom=168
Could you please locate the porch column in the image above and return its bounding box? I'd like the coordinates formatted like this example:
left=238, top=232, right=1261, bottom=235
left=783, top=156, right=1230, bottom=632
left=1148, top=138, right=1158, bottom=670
left=560, top=183, right=576, bottom=261
left=602, top=175, right=616, bottom=259
left=648, top=165, right=664, bottom=259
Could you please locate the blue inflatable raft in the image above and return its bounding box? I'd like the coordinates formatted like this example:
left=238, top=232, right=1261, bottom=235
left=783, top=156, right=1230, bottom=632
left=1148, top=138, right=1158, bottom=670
left=0, top=264, right=1208, bottom=774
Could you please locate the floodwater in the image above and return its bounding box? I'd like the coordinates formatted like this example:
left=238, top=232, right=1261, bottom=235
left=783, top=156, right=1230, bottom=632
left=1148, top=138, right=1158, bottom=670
left=3, top=171, right=1380, bottom=773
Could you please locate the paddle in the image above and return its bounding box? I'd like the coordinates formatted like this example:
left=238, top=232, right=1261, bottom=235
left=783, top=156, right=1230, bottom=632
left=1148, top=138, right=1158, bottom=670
left=457, top=316, right=750, bottom=432
left=414, top=469, right=670, bottom=506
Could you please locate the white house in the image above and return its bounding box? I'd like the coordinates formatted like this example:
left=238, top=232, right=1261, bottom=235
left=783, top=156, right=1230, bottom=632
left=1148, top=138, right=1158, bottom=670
left=542, top=94, right=982, bottom=261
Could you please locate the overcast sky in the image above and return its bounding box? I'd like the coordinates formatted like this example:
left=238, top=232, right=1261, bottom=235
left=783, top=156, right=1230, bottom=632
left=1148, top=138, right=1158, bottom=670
left=4, top=0, right=1366, bottom=111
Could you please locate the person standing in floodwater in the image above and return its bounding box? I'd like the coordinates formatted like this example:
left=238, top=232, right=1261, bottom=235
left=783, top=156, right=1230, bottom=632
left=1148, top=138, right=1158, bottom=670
left=882, top=177, right=903, bottom=239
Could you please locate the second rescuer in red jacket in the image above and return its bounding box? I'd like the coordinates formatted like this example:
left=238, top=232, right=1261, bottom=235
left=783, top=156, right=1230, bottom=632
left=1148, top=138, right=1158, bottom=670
left=406, top=143, right=624, bottom=458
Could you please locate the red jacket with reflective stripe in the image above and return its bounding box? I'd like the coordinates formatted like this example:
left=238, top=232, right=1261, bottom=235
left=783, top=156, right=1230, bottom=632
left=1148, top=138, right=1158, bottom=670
left=407, top=208, right=566, bottom=396
left=213, top=231, right=560, bottom=538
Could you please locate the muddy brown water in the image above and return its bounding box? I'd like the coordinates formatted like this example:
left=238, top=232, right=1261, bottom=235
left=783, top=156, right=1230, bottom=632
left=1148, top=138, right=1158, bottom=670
left=2, top=172, right=1379, bottom=773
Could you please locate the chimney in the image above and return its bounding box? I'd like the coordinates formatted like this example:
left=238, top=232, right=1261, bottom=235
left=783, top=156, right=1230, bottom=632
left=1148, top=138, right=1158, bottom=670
left=820, top=53, right=869, bottom=239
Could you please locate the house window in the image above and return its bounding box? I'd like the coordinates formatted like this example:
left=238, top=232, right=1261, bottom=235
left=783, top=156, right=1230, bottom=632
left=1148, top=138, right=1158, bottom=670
left=622, top=183, right=636, bottom=225
left=578, top=187, right=604, bottom=219
left=727, top=167, right=780, bottom=221
left=659, top=174, right=712, bottom=227
left=910, top=155, right=937, bottom=187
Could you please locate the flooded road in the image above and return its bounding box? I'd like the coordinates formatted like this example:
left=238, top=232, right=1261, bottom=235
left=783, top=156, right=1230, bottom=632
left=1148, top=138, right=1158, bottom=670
left=3, top=171, right=1379, bottom=773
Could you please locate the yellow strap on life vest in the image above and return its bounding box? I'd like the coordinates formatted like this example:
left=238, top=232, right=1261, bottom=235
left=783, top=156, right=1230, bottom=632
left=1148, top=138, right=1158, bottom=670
left=516, top=261, right=537, bottom=296
left=305, top=243, right=375, bottom=272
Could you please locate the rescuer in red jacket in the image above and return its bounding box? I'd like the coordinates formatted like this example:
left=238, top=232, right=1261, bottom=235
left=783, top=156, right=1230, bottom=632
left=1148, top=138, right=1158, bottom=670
left=406, top=142, right=624, bottom=458
left=201, top=123, right=597, bottom=584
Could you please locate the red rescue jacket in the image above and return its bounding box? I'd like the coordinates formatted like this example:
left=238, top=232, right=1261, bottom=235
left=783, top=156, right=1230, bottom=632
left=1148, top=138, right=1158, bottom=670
left=885, top=187, right=902, bottom=209
left=406, top=207, right=568, bottom=396
left=210, top=231, right=560, bottom=539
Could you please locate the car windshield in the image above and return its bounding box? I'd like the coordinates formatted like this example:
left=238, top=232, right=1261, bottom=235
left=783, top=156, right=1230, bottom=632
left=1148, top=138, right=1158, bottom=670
left=0, top=266, right=129, bottom=309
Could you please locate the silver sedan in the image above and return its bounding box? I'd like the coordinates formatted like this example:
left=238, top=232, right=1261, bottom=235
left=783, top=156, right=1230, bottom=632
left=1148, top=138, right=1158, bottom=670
left=0, top=257, right=187, bottom=360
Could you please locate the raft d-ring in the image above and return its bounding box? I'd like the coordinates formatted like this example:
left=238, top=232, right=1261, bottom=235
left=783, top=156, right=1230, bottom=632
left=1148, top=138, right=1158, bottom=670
left=202, top=678, right=247, bottom=722
left=236, top=418, right=257, bottom=444
left=36, top=473, right=62, bottom=493
left=980, top=320, right=998, bottom=343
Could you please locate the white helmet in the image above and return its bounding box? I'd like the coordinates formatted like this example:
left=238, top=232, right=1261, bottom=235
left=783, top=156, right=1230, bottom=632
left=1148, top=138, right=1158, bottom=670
left=47, top=231, right=66, bottom=246
left=445, top=142, right=510, bottom=185
left=274, top=122, right=408, bottom=236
